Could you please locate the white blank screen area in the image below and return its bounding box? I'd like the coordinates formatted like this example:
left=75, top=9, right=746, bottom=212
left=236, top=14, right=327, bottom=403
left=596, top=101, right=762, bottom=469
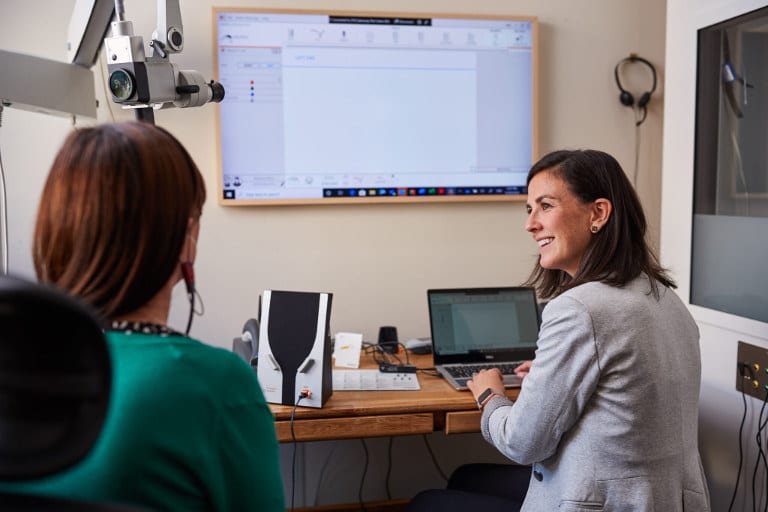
left=476, top=51, right=532, bottom=171
left=451, top=303, right=521, bottom=350
left=219, top=48, right=284, bottom=176
left=282, top=47, right=477, bottom=175
left=220, top=93, right=284, bottom=176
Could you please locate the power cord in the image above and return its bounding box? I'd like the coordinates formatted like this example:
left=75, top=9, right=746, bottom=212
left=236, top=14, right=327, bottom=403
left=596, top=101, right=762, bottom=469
left=730, top=363, right=750, bottom=512
left=367, top=342, right=439, bottom=374
left=385, top=436, right=393, bottom=500
left=752, top=386, right=768, bottom=512
left=358, top=439, right=369, bottom=512
left=758, top=392, right=768, bottom=512
left=312, top=443, right=337, bottom=506
left=364, top=341, right=411, bottom=367
left=417, top=367, right=441, bottom=378
left=290, top=390, right=309, bottom=510
left=422, top=434, right=448, bottom=482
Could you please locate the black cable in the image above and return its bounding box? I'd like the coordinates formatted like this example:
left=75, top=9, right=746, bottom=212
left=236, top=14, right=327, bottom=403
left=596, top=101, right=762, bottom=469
left=364, top=341, right=414, bottom=367
left=290, top=393, right=307, bottom=511
left=756, top=389, right=768, bottom=512
left=636, top=105, right=648, bottom=126
left=422, top=434, right=448, bottom=482
left=729, top=365, right=749, bottom=512
left=385, top=436, right=393, bottom=500
left=182, top=278, right=207, bottom=338
left=193, top=288, right=205, bottom=315
left=312, top=443, right=337, bottom=506
left=358, top=439, right=369, bottom=511
left=752, top=388, right=768, bottom=512
left=399, top=342, right=410, bottom=365
left=758, top=392, right=768, bottom=512
left=184, top=290, right=195, bottom=336
left=417, top=367, right=441, bottom=377
left=632, top=109, right=642, bottom=186
left=368, top=343, right=406, bottom=367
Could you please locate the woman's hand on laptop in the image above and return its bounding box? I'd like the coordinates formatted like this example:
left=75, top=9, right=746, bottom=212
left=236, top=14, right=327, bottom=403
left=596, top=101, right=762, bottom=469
left=514, top=360, right=533, bottom=380
left=467, top=368, right=504, bottom=401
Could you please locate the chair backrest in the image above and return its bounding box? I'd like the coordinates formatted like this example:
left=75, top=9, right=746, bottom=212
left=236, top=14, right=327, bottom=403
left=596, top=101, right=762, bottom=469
left=0, top=274, right=111, bottom=480
left=0, top=275, right=150, bottom=511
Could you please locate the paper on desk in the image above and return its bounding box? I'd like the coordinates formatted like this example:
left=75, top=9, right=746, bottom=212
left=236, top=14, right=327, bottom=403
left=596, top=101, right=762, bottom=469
left=333, top=332, right=363, bottom=368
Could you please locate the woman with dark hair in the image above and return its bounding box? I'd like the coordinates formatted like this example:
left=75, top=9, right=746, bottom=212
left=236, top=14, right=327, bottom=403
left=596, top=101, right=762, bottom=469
left=410, top=150, right=710, bottom=511
left=11, top=122, right=284, bottom=511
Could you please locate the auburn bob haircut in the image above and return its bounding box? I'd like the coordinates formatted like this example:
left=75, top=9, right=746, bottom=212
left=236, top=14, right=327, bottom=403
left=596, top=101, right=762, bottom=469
left=33, top=121, right=206, bottom=319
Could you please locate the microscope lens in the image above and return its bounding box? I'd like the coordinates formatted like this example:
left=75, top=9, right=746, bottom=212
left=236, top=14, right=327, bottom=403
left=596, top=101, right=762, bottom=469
left=109, top=69, right=135, bottom=101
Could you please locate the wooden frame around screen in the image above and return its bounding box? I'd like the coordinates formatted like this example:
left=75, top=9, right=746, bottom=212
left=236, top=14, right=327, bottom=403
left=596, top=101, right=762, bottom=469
left=213, top=8, right=538, bottom=206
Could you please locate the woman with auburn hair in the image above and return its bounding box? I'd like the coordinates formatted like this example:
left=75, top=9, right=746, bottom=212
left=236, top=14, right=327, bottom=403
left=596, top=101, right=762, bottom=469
left=410, top=150, right=709, bottom=512
left=11, top=121, right=284, bottom=511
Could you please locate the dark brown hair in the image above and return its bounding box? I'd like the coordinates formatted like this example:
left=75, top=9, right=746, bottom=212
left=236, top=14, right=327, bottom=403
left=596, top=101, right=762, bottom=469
left=33, top=121, right=206, bottom=319
left=523, top=149, right=674, bottom=299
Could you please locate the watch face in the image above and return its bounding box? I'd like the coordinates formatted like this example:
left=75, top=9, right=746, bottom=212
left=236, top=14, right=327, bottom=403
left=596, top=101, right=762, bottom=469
left=477, top=388, right=494, bottom=406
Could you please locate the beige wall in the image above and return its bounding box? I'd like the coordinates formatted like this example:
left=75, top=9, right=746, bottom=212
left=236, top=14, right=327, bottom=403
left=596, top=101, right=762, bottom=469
left=1, top=0, right=668, bottom=505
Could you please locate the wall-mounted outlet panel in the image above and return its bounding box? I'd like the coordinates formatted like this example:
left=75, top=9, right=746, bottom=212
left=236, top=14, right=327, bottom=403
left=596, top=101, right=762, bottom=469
left=736, top=341, right=768, bottom=400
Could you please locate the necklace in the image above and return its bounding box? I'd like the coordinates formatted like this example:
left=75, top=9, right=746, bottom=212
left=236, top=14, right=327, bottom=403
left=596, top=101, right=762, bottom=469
left=108, top=320, right=184, bottom=337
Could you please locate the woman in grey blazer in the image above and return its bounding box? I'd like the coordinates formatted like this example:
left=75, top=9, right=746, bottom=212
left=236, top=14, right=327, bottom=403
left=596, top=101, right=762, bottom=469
left=411, top=150, right=710, bottom=512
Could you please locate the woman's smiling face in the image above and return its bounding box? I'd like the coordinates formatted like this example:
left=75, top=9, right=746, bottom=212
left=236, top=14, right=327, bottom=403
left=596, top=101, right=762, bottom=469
left=525, top=170, right=597, bottom=277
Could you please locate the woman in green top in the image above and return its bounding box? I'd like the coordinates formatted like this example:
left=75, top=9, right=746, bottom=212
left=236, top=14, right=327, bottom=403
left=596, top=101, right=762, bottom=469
left=20, top=121, right=285, bottom=511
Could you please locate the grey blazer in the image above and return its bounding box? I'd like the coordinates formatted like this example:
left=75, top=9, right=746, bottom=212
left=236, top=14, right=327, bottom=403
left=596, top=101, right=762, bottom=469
left=481, top=275, right=710, bottom=512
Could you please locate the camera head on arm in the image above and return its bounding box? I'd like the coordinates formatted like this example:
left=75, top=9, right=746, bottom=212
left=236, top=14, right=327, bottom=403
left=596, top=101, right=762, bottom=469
left=103, top=0, right=224, bottom=122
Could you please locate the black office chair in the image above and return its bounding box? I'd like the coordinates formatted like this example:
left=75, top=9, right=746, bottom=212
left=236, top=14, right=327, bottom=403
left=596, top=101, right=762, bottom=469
left=0, top=274, right=148, bottom=511
left=408, top=463, right=531, bottom=512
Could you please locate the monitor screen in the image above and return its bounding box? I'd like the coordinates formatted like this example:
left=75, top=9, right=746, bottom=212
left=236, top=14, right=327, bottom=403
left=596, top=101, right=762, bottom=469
left=214, top=9, right=538, bottom=205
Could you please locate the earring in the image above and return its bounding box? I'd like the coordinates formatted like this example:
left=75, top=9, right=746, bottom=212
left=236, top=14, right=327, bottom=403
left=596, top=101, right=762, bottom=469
left=590, top=225, right=599, bottom=233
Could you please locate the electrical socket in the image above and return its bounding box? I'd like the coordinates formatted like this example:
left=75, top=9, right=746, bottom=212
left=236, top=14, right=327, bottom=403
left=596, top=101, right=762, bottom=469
left=736, top=340, right=768, bottom=400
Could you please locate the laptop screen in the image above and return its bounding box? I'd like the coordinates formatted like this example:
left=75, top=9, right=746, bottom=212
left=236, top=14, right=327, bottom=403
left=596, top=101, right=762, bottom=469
left=428, top=287, right=540, bottom=364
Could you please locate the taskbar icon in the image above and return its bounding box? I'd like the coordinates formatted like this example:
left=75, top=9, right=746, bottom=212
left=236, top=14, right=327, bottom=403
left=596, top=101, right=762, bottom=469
left=321, top=186, right=525, bottom=198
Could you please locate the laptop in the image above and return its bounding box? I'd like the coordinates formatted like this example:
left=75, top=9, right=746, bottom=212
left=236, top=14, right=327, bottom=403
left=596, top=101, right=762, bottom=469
left=427, top=287, right=540, bottom=390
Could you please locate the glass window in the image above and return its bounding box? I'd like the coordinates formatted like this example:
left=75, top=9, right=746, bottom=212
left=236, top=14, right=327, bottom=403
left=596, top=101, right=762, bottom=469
left=692, top=6, right=768, bottom=323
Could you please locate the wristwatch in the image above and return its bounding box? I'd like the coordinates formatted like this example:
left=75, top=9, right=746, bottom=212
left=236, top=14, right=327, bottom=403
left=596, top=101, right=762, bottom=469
left=476, top=388, right=505, bottom=410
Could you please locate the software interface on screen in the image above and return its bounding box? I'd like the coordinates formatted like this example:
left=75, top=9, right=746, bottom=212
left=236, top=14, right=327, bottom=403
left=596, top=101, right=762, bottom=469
left=216, top=12, right=535, bottom=201
left=429, top=291, right=539, bottom=355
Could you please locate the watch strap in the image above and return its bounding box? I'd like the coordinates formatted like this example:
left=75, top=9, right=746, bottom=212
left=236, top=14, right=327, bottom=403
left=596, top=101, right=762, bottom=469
left=477, top=388, right=504, bottom=410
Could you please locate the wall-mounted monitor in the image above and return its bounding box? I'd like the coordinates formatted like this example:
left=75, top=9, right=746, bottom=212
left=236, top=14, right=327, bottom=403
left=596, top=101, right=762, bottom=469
left=214, top=9, right=538, bottom=205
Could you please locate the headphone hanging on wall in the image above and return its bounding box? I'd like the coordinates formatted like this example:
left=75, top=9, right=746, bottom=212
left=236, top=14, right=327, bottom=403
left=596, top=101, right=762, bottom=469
left=614, top=53, right=657, bottom=126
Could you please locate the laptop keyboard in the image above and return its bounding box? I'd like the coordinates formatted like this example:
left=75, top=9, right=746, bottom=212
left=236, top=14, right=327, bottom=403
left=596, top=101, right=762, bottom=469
left=444, top=362, right=522, bottom=378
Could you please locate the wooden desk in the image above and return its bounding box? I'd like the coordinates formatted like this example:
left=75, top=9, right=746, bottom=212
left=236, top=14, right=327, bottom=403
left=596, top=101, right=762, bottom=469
left=269, top=353, right=519, bottom=443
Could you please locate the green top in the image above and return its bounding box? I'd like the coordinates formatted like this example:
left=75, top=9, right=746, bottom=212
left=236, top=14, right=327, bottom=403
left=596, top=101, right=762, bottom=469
left=2, top=331, right=285, bottom=511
